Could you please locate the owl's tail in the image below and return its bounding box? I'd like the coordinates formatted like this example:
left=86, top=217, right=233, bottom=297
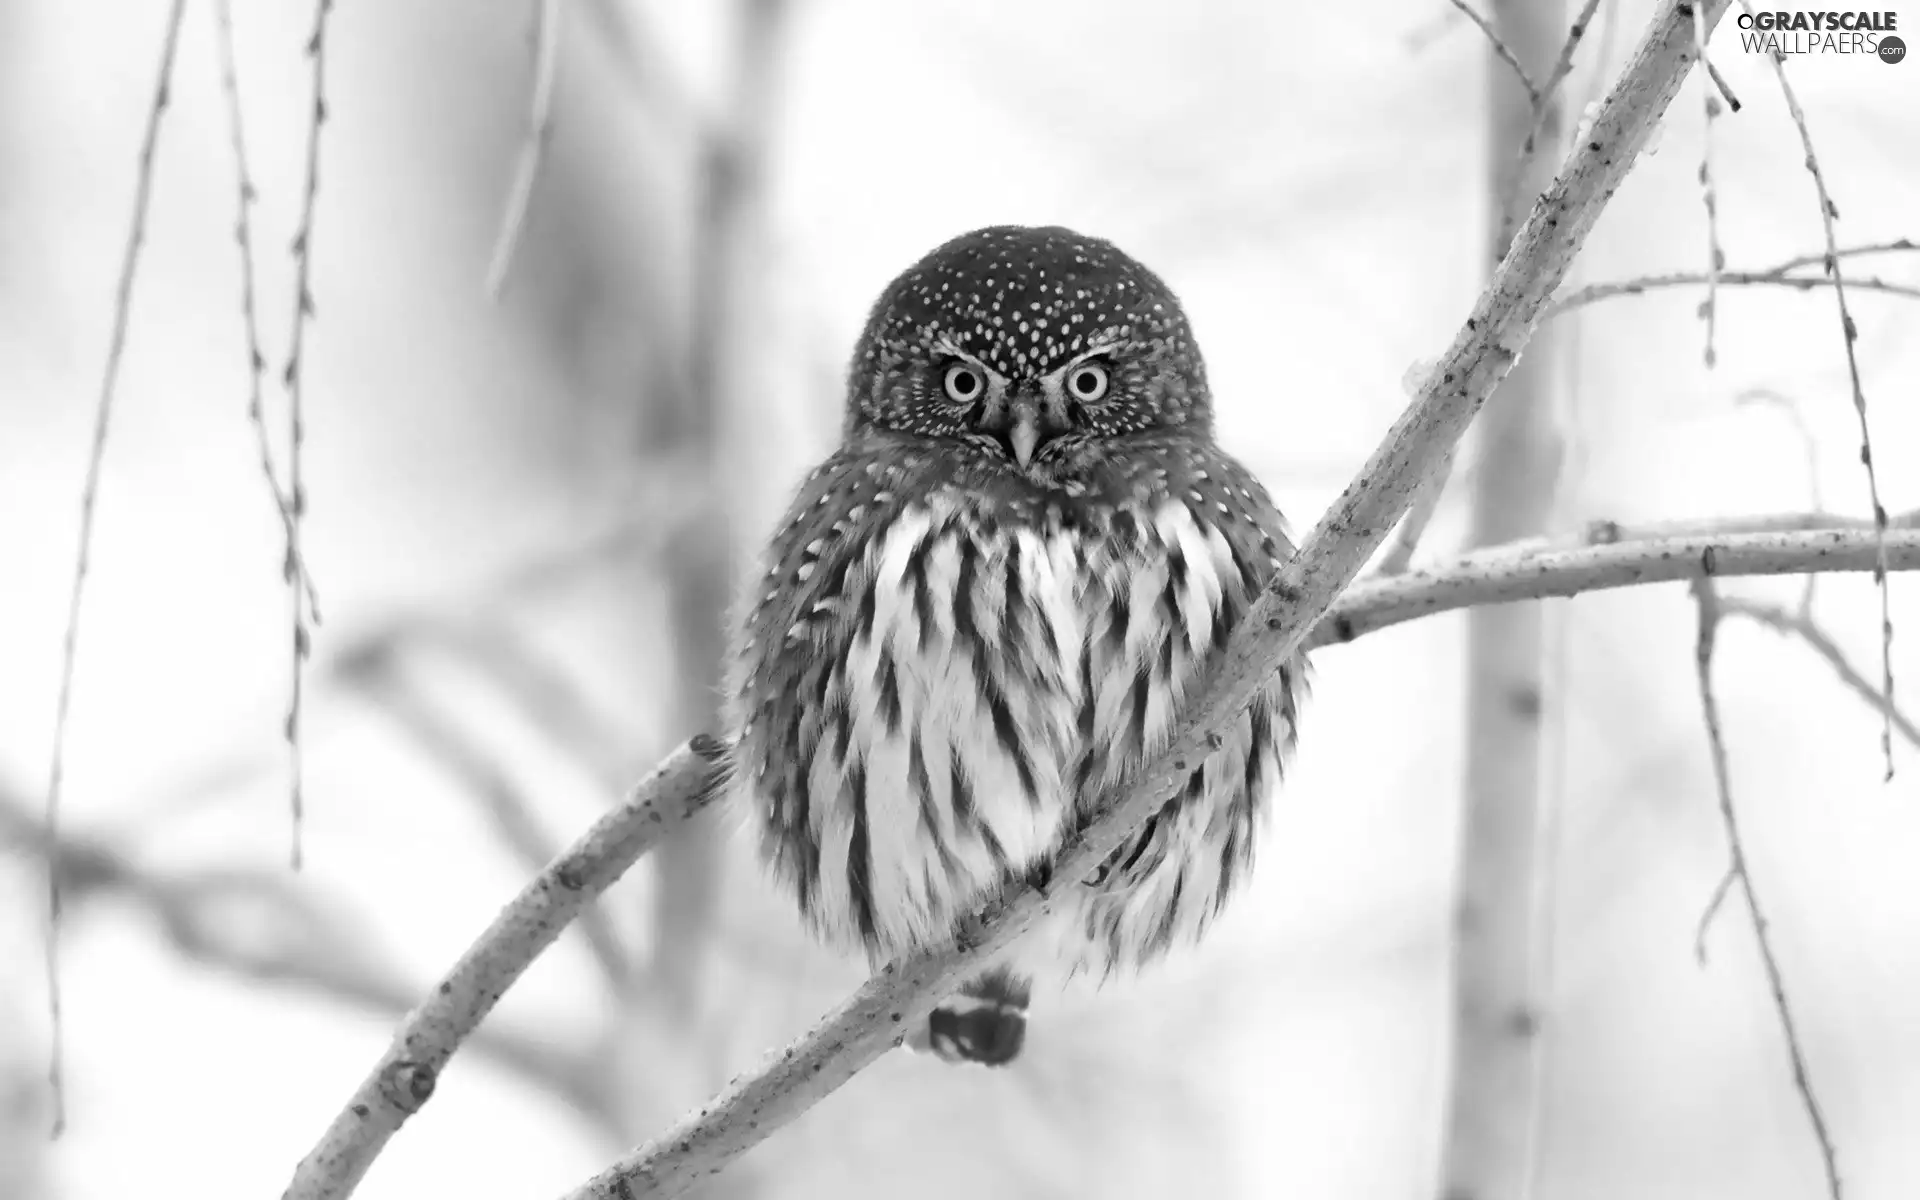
left=910, top=965, right=1030, bottom=1066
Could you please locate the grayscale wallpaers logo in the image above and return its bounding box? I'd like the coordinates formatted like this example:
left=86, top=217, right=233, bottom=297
left=1734, top=10, right=1904, bottom=60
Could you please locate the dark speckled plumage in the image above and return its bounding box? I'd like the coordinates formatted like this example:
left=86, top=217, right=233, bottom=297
left=724, top=226, right=1307, bottom=1065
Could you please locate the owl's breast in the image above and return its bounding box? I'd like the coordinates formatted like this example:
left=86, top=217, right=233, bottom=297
left=761, top=494, right=1088, bottom=958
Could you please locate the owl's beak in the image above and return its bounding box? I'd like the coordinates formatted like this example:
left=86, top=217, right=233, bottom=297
left=1001, top=391, right=1063, bottom=468
left=1008, top=409, right=1041, bottom=468
left=983, top=389, right=1064, bottom=468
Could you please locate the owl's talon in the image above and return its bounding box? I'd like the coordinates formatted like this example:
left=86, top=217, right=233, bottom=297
left=1024, top=860, right=1055, bottom=897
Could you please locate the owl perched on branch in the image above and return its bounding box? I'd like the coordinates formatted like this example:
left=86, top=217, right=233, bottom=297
left=724, top=225, right=1305, bottom=1065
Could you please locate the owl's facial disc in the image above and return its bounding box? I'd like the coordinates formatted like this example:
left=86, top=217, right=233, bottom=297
left=959, top=355, right=1096, bottom=469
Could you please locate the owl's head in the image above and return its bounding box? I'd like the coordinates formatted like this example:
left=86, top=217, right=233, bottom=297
left=845, top=226, right=1211, bottom=472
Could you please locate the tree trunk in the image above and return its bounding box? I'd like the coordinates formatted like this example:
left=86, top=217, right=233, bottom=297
left=1439, top=2, right=1569, bottom=1197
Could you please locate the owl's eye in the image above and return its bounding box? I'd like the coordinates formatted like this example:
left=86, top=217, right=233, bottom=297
left=1066, top=362, right=1110, bottom=402
left=942, top=363, right=985, bottom=403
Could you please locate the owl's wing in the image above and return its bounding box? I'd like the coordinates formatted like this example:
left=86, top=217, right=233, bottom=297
left=724, top=442, right=934, bottom=918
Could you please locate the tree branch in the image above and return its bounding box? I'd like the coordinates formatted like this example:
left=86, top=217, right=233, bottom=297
left=1318, top=522, right=1920, bottom=649
left=282, top=0, right=334, bottom=870
left=1547, top=267, right=1920, bottom=316
left=45, top=0, right=190, bottom=1135
left=281, top=737, right=725, bottom=1200
left=1690, top=581, right=1844, bottom=1199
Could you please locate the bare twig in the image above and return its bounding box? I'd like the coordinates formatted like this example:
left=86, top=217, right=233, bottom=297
left=1721, top=597, right=1920, bottom=753
left=486, top=0, right=565, bottom=298
left=1690, top=579, right=1844, bottom=1200
left=1548, top=237, right=1920, bottom=314
left=282, top=0, right=335, bottom=868
left=1316, top=522, right=1920, bottom=649
left=1762, top=238, right=1917, bottom=276
left=1521, top=0, right=1604, bottom=159
left=282, top=737, right=726, bottom=1200
left=1452, top=0, right=1539, bottom=100
left=211, top=0, right=322, bottom=623
left=1376, top=444, right=1453, bottom=574
left=1745, top=0, right=1895, bottom=779
left=43, top=0, right=189, bottom=1135
left=1693, top=0, right=1724, bottom=366
left=1547, top=269, right=1920, bottom=315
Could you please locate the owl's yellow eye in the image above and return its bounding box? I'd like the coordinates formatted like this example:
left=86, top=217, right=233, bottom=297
left=1066, top=362, right=1110, bottom=402
left=942, top=363, right=984, bottom=403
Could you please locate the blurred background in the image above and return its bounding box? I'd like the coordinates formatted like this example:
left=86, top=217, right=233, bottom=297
left=2, top=1, right=1917, bottom=1197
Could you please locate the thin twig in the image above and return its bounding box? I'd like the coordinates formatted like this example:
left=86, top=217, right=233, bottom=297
left=1693, top=0, right=1724, bottom=366
left=1745, top=0, right=1895, bottom=780
left=1693, top=865, right=1737, bottom=961
left=1721, top=597, right=1920, bottom=754
left=1377, top=444, right=1453, bottom=573
left=282, top=737, right=726, bottom=1200
left=1763, top=238, right=1916, bottom=277
left=284, top=0, right=335, bottom=868
left=211, top=0, right=323, bottom=624
left=1690, top=578, right=1844, bottom=1200
left=1452, top=0, right=1540, bottom=100
left=1520, top=0, right=1604, bottom=159
left=1704, top=59, right=1741, bottom=111
left=485, top=0, right=565, bottom=298
left=43, top=0, right=189, bottom=1136
left=1547, top=269, right=1920, bottom=315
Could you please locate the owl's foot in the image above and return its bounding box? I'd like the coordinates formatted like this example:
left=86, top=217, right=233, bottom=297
left=1023, top=859, right=1055, bottom=898
left=907, top=966, right=1032, bottom=1067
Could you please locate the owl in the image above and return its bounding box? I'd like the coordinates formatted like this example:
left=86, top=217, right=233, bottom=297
left=723, top=225, right=1305, bottom=1065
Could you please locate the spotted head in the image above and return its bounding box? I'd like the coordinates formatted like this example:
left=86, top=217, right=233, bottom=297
left=846, top=226, right=1211, bottom=475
